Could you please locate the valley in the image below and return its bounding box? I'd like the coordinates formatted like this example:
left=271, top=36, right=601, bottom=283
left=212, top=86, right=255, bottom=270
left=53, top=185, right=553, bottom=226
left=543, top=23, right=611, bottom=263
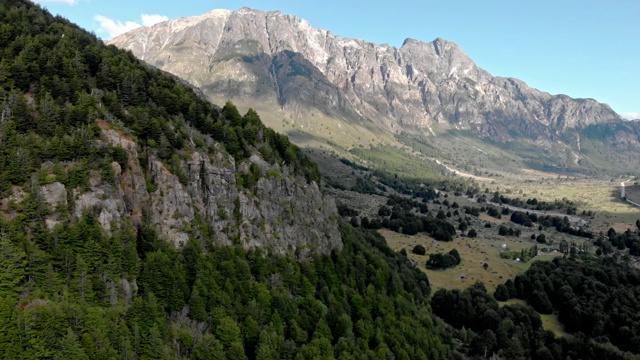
left=322, top=154, right=635, bottom=286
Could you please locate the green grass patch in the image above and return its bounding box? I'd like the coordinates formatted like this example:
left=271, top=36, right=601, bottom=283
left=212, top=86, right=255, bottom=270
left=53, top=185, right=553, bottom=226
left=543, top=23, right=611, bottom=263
left=499, top=299, right=567, bottom=337
left=350, top=145, right=447, bottom=180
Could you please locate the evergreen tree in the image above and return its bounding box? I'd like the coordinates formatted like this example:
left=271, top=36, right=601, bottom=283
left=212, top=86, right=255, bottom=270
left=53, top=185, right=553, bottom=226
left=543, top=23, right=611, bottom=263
left=0, top=232, right=26, bottom=295
left=54, top=328, right=89, bottom=360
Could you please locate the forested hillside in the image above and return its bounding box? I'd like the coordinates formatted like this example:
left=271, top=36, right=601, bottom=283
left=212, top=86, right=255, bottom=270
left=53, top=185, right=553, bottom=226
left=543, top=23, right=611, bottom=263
left=497, top=256, right=640, bottom=354
left=0, top=0, right=343, bottom=256
left=0, top=1, right=447, bottom=358
left=0, top=216, right=447, bottom=358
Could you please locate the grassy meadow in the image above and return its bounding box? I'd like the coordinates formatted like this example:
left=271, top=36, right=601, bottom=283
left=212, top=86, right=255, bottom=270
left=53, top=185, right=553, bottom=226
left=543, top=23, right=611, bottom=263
left=379, top=229, right=543, bottom=293
left=499, top=299, right=567, bottom=337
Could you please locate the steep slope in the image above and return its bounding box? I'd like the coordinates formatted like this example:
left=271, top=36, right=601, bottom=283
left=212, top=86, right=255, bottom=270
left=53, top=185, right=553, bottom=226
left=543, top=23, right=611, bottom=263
left=0, top=4, right=340, bottom=256
left=110, top=8, right=640, bottom=175
left=0, top=1, right=450, bottom=359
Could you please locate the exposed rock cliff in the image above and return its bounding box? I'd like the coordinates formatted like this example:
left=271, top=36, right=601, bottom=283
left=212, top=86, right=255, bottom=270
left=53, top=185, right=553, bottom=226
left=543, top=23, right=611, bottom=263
left=34, top=121, right=342, bottom=257
left=110, top=8, right=628, bottom=145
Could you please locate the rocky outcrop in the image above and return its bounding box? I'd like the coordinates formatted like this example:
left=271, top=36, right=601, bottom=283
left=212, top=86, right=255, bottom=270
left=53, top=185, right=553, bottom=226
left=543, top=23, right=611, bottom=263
left=41, top=182, right=67, bottom=208
left=67, top=123, right=341, bottom=256
left=109, top=8, right=628, bottom=145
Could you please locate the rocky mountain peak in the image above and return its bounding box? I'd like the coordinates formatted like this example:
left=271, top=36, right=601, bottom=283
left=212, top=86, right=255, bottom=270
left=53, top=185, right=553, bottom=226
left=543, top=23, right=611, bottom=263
left=202, top=8, right=233, bottom=20
left=110, top=7, right=638, bottom=171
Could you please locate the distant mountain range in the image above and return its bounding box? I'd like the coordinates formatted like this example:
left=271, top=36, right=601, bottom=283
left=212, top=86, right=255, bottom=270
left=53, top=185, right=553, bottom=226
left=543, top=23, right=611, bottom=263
left=110, top=7, right=640, bottom=176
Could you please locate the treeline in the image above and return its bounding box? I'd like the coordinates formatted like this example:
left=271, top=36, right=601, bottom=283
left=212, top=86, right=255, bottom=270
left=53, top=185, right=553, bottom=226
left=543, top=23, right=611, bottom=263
left=342, top=196, right=457, bottom=240
left=373, top=171, right=438, bottom=201
left=351, top=175, right=385, bottom=195
left=432, top=282, right=636, bottom=359
left=377, top=204, right=457, bottom=240
left=596, top=227, right=640, bottom=256
left=481, top=192, right=576, bottom=212
left=495, top=256, right=640, bottom=355
left=385, top=194, right=429, bottom=214
left=510, top=211, right=594, bottom=239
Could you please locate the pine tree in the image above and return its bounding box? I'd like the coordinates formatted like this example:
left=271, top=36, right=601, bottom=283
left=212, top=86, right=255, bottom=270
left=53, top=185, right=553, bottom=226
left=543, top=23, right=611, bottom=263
left=72, top=255, right=90, bottom=301
left=192, top=334, right=225, bottom=360
left=255, top=328, right=282, bottom=360
left=139, top=325, right=166, bottom=360
left=53, top=328, right=89, bottom=360
left=0, top=296, right=20, bottom=359
left=0, top=232, right=26, bottom=296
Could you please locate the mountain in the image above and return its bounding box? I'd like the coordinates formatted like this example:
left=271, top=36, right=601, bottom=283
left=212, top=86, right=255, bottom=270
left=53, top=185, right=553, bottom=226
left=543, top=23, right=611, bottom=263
left=110, top=7, right=640, bottom=175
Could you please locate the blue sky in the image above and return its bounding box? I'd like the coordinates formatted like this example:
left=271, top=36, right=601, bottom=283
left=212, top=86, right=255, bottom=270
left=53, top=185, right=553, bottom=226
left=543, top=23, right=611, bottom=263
left=33, top=0, right=639, bottom=119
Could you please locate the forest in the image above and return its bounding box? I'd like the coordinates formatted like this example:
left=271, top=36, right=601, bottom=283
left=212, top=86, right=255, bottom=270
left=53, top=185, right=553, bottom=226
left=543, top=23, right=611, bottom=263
left=0, top=206, right=448, bottom=358
left=431, top=279, right=636, bottom=359
left=496, top=256, right=640, bottom=354
left=0, top=1, right=447, bottom=358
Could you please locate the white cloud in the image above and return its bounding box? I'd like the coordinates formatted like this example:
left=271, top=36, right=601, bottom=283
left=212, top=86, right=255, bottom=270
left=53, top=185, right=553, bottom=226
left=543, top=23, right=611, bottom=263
left=94, top=13, right=168, bottom=39
left=141, top=14, right=169, bottom=27
left=32, top=0, right=79, bottom=4
left=621, top=112, right=640, bottom=120
left=94, top=15, right=141, bottom=39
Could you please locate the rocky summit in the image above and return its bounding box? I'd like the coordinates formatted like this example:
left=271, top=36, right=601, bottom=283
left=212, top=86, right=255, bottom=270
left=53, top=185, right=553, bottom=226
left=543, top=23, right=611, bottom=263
left=110, top=7, right=640, bottom=171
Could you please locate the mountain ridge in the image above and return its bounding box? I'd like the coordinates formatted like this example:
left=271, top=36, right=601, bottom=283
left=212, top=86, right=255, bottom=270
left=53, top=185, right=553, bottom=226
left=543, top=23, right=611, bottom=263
left=109, top=7, right=640, bottom=176
left=110, top=7, right=623, bottom=134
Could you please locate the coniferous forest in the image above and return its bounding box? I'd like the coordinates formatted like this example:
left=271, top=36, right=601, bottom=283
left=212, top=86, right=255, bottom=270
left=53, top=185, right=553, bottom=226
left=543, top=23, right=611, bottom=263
left=0, top=1, right=443, bottom=358
left=1, top=1, right=640, bottom=359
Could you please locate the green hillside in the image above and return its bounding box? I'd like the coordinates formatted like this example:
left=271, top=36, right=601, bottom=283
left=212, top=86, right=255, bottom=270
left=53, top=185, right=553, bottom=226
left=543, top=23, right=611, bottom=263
left=0, top=1, right=447, bottom=358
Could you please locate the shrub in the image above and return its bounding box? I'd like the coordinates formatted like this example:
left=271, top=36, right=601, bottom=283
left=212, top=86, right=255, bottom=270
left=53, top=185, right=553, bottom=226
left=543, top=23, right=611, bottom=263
left=494, top=284, right=510, bottom=301
left=426, top=249, right=461, bottom=270
left=412, top=244, right=426, bottom=256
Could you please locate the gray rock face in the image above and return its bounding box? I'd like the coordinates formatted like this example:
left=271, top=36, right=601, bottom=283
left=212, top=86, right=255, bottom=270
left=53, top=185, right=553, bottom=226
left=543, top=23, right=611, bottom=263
left=109, top=8, right=628, bottom=145
left=40, top=182, right=68, bottom=229
left=69, top=124, right=341, bottom=256
left=41, top=182, right=67, bottom=208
